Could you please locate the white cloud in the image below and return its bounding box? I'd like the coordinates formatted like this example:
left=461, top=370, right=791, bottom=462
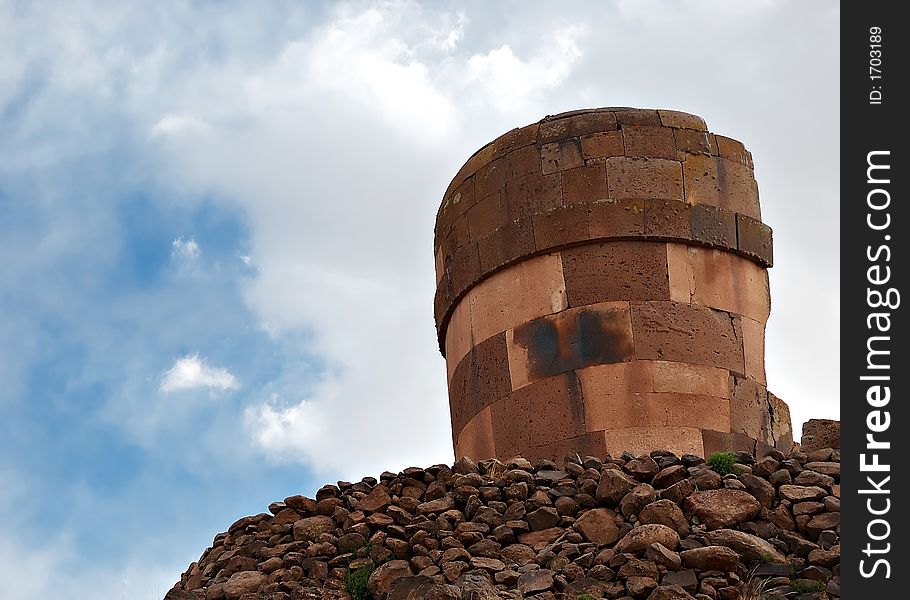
left=170, top=236, right=200, bottom=266
left=160, top=354, right=238, bottom=393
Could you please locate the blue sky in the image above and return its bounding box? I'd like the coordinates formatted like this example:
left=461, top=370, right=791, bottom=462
left=0, top=1, right=838, bottom=597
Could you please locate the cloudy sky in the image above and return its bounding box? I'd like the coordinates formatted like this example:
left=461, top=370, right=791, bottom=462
left=0, top=1, right=838, bottom=597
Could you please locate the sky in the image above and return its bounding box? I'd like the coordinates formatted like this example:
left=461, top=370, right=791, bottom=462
left=0, top=1, right=839, bottom=598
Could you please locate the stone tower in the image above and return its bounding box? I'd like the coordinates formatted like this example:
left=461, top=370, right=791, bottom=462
left=434, top=108, right=792, bottom=462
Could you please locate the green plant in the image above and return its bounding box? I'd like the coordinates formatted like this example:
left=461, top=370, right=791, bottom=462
left=707, top=451, right=739, bottom=475
left=758, top=553, right=772, bottom=564
left=788, top=562, right=798, bottom=579
left=576, top=594, right=596, bottom=600
left=344, top=563, right=374, bottom=600
left=792, top=580, right=825, bottom=594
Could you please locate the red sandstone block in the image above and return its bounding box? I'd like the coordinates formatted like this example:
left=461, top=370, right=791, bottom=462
left=736, top=214, right=774, bottom=266
left=441, top=213, right=471, bottom=264
left=475, top=157, right=509, bottom=199
left=541, top=140, right=584, bottom=174
left=658, top=110, right=708, bottom=131
left=438, top=176, right=476, bottom=240
left=682, top=154, right=760, bottom=219
left=605, top=157, right=683, bottom=201
left=583, top=390, right=731, bottom=433
left=448, top=241, right=482, bottom=293
left=507, top=144, right=542, bottom=179
left=730, top=376, right=768, bottom=441
left=622, top=126, right=678, bottom=160
left=503, top=171, right=563, bottom=221
left=525, top=431, right=609, bottom=464
left=689, top=203, right=737, bottom=248
left=448, top=332, right=512, bottom=435
left=603, top=426, right=704, bottom=458
left=476, top=216, right=536, bottom=273
left=643, top=199, right=692, bottom=239
left=539, top=111, right=618, bottom=144
left=666, top=245, right=771, bottom=323
left=562, top=164, right=608, bottom=204
left=435, top=245, right=445, bottom=285
left=581, top=131, right=624, bottom=161
left=715, top=135, right=754, bottom=168
left=674, top=129, right=717, bottom=156
left=445, top=143, right=494, bottom=204
left=491, top=124, right=540, bottom=159
left=506, top=301, right=633, bottom=390
left=741, top=316, right=767, bottom=385
left=645, top=360, right=732, bottom=398
left=588, top=199, right=645, bottom=238
left=434, top=274, right=453, bottom=341
left=615, top=109, right=662, bottom=127
left=630, top=301, right=745, bottom=374
left=561, top=241, right=670, bottom=306
left=466, top=192, right=507, bottom=241
left=445, top=297, right=473, bottom=382
left=491, top=372, right=587, bottom=455
left=767, top=393, right=793, bottom=449
left=701, top=430, right=759, bottom=457
left=455, top=407, right=496, bottom=461
left=469, top=253, right=567, bottom=344
left=532, top=204, right=590, bottom=251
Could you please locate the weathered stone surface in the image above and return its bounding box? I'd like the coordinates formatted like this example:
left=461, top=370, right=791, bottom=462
left=639, top=500, right=689, bottom=536
left=779, top=485, right=827, bottom=502
left=801, top=419, right=840, bottom=451
left=357, top=485, right=392, bottom=513
left=517, top=569, right=554, bottom=595
left=573, top=508, right=621, bottom=546
left=683, top=490, right=760, bottom=530
left=597, top=469, right=638, bottom=505
left=222, top=572, right=265, bottom=600
left=368, top=560, right=413, bottom=600
left=292, top=516, right=336, bottom=542
left=615, top=524, right=681, bottom=554
left=680, top=546, right=740, bottom=571
left=703, top=529, right=787, bottom=563
left=647, top=584, right=697, bottom=600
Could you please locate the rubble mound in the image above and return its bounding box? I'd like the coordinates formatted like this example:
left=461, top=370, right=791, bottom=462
left=166, top=446, right=840, bottom=600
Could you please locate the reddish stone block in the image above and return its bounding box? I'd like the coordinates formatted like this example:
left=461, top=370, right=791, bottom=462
left=730, top=377, right=768, bottom=440
left=454, top=407, right=496, bottom=461
left=606, top=157, right=683, bottom=200
left=469, top=253, right=567, bottom=344
left=682, top=154, right=760, bottom=219
left=541, top=140, right=584, bottom=174
left=448, top=241, right=482, bottom=294
left=506, top=301, right=633, bottom=389
left=583, top=390, right=731, bottom=433
left=467, top=193, right=507, bottom=241
left=736, top=214, right=774, bottom=267
left=689, top=204, right=737, bottom=248
left=630, top=301, right=745, bottom=374
left=435, top=245, right=445, bottom=285
left=701, top=430, right=758, bottom=457
left=741, top=317, right=767, bottom=385
left=476, top=216, right=536, bottom=273
left=666, top=246, right=771, bottom=323
left=715, top=135, right=754, bottom=168
left=674, top=129, right=717, bottom=156
left=539, top=111, right=618, bottom=144
left=532, top=204, right=590, bottom=251
left=437, top=176, right=476, bottom=241
left=581, top=131, right=624, bottom=161
left=491, top=372, right=587, bottom=454
left=503, top=171, right=563, bottom=221
left=658, top=110, right=708, bottom=131
left=475, top=157, right=509, bottom=199
left=561, top=241, right=670, bottom=306
left=444, top=144, right=490, bottom=206
left=643, top=199, right=692, bottom=239
left=562, top=164, right=608, bottom=204
left=588, top=199, right=645, bottom=238
left=615, top=109, right=662, bottom=127
left=526, top=431, right=609, bottom=464
left=603, top=426, right=705, bottom=458
left=445, top=297, right=473, bottom=382
left=507, top=144, right=541, bottom=179
left=448, top=332, right=512, bottom=435
left=491, top=124, right=540, bottom=159
left=622, top=126, right=677, bottom=160
left=644, top=360, right=732, bottom=398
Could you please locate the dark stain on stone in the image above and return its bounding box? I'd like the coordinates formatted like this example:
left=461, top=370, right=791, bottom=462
left=513, top=307, right=634, bottom=382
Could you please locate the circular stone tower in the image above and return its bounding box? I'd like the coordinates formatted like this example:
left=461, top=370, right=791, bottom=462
left=434, top=107, right=793, bottom=463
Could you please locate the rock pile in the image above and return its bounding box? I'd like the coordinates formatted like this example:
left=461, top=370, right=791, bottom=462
left=166, top=446, right=840, bottom=600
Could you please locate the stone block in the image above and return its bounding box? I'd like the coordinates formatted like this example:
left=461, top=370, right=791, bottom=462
left=448, top=333, right=512, bottom=435
left=503, top=171, right=563, bottom=221
left=606, top=157, right=683, bottom=201
left=603, top=426, right=705, bottom=458
left=615, top=108, right=662, bottom=126
left=466, top=192, right=506, bottom=240
left=476, top=216, right=535, bottom=273
left=581, top=130, right=624, bottom=161
left=455, top=407, right=496, bottom=461
left=541, top=140, right=584, bottom=174
left=562, top=241, right=670, bottom=307
left=532, top=203, right=590, bottom=251
left=658, top=110, right=708, bottom=131
left=539, top=111, right=618, bottom=143
left=622, top=126, right=678, bottom=159
left=588, top=199, right=645, bottom=238
left=562, top=163, right=608, bottom=204
left=682, top=154, right=760, bottom=219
